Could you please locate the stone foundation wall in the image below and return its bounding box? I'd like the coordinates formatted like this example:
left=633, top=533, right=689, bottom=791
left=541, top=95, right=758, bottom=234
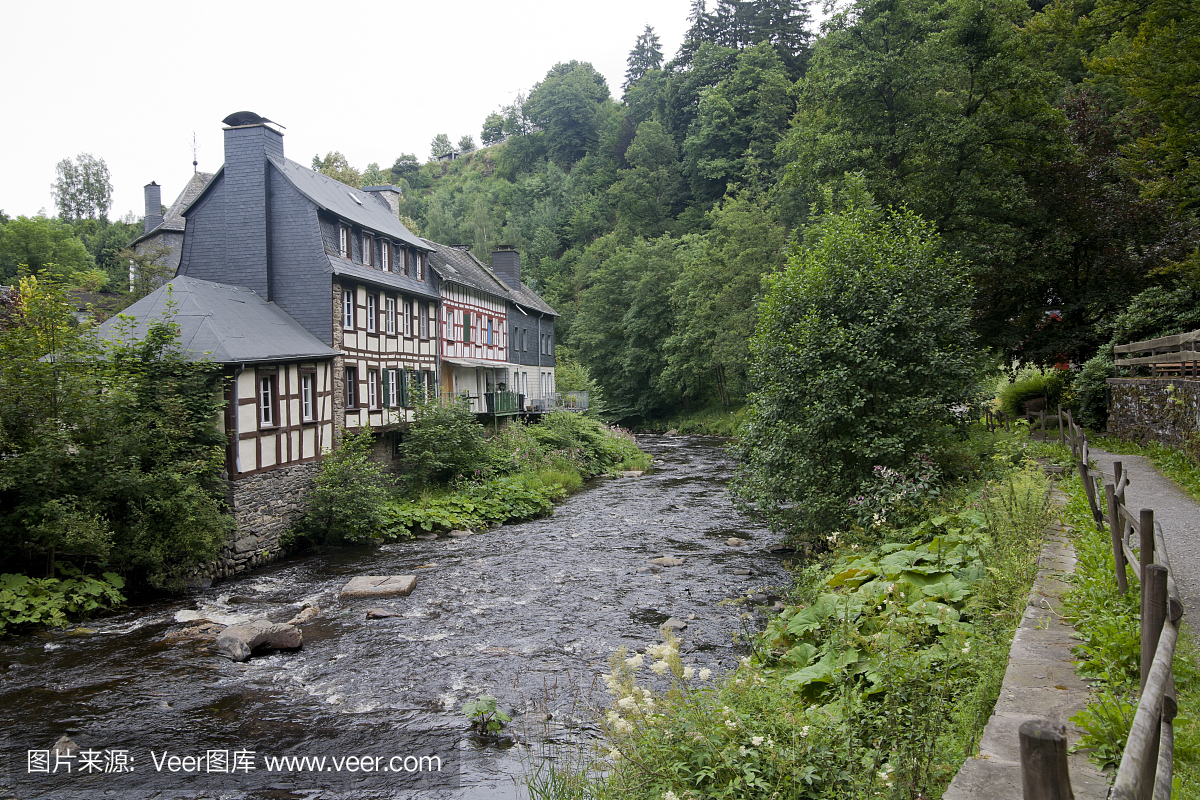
left=1107, top=378, right=1200, bottom=449
left=207, top=461, right=320, bottom=579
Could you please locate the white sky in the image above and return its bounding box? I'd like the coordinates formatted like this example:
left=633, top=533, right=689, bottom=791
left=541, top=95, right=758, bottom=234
left=2, top=0, right=700, bottom=221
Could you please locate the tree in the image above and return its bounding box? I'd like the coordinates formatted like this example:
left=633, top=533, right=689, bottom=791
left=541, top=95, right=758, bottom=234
left=457, top=134, right=477, bottom=153
left=390, top=153, right=421, bottom=181
left=311, top=152, right=362, bottom=187
left=122, top=243, right=176, bottom=300
left=525, top=61, right=613, bottom=167
left=0, top=216, right=93, bottom=283
left=294, top=427, right=393, bottom=545
left=430, top=134, right=454, bottom=160
left=624, top=24, right=664, bottom=91
left=361, top=162, right=391, bottom=187
left=610, top=120, right=683, bottom=236
left=732, top=184, right=981, bottom=540
left=481, top=111, right=506, bottom=145
left=52, top=154, right=113, bottom=222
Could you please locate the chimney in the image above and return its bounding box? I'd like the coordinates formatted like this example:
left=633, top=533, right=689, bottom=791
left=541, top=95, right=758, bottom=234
left=363, top=185, right=402, bottom=218
left=491, top=246, right=521, bottom=289
left=143, top=182, right=163, bottom=233
left=222, top=113, right=284, bottom=298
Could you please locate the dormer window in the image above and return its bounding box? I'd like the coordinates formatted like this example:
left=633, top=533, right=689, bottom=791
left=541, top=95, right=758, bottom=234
left=343, top=288, right=355, bottom=329
left=363, top=233, right=374, bottom=266
left=381, top=241, right=392, bottom=272
left=339, top=224, right=351, bottom=259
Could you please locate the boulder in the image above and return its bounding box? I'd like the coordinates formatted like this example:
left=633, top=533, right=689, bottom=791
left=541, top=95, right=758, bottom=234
left=286, top=606, right=320, bottom=625
left=215, top=620, right=302, bottom=662
left=620, top=470, right=644, bottom=477
left=53, top=736, right=78, bottom=757
left=733, top=569, right=754, bottom=576
left=662, top=617, right=688, bottom=631
left=648, top=557, right=684, bottom=567
left=416, top=533, right=437, bottom=541
left=448, top=530, right=472, bottom=538
left=339, top=575, right=418, bottom=599
left=365, top=608, right=403, bottom=620
left=726, top=538, right=747, bottom=547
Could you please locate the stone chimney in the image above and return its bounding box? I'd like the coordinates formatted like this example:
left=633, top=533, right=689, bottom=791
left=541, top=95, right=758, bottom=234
left=143, top=182, right=163, bottom=233
left=222, top=114, right=284, bottom=299
left=363, top=185, right=402, bottom=218
left=491, top=246, right=521, bottom=289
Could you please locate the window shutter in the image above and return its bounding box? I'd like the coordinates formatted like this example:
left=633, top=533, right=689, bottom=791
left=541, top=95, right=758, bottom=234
left=399, top=368, right=409, bottom=408
left=382, top=368, right=391, bottom=408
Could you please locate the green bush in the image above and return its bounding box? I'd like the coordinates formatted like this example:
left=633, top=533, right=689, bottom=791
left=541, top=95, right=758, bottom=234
left=995, top=368, right=1070, bottom=418
left=0, top=565, right=125, bottom=637
left=291, top=427, right=395, bottom=546
left=733, top=185, right=981, bottom=541
left=1076, top=351, right=1114, bottom=430
left=399, top=397, right=491, bottom=489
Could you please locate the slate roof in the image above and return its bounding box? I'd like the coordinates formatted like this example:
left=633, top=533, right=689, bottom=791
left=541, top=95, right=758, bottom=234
left=98, top=276, right=338, bottom=364
left=269, top=158, right=427, bottom=251
left=423, top=240, right=557, bottom=317
left=327, top=255, right=440, bottom=301
left=129, top=172, right=215, bottom=247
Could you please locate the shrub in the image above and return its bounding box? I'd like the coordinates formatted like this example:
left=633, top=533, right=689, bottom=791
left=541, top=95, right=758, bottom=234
left=995, top=368, right=1070, bottom=418
left=1076, top=351, right=1114, bottom=430
left=733, top=184, right=981, bottom=541
left=399, top=397, right=491, bottom=489
left=292, top=427, right=394, bottom=546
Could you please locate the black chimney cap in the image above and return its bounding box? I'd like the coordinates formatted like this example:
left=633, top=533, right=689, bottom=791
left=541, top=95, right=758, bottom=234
left=222, top=111, right=278, bottom=127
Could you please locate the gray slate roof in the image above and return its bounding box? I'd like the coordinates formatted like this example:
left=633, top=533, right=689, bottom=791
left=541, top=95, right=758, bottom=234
left=130, top=172, right=215, bottom=246
left=423, top=240, right=557, bottom=316
left=98, top=276, right=338, bottom=364
left=328, top=255, right=440, bottom=301
left=270, top=158, right=427, bottom=251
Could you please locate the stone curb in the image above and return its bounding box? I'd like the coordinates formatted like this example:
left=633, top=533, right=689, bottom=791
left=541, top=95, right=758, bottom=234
left=942, top=489, right=1108, bottom=800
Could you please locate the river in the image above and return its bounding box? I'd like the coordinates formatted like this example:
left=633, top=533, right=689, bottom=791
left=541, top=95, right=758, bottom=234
left=0, top=436, right=796, bottom=799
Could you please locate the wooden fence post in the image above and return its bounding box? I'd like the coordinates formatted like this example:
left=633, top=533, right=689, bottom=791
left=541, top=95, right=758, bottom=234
left=1066, top=409, right=1076, bottom=457
left=1058, top=403, right=1064, bottom=444
left=1107, top=483, right=1128, bottom=595
left=1142, top=562, right=1167, bottom=693
left=1041, top=409, right=1047, bottom=441
left=1020, top=719, right=1075, bottom=800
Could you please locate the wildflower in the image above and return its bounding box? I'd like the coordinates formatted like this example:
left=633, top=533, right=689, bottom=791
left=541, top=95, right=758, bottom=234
left=664, top=793, right=679, bottom=800
left=682, top=666, right=696, bottom=680
left=618, top=697, right=637, bottom=710
left=651, top=660, right=670, bottom=675
left=721, top=706, right=732, bottom=717
left=644, top=697, right=655, bottom=711
left=625, top=653, right=644, bottom=669
left=739, top=656, right=751, bottom=668
left=699, top=668, right=712, bottom=681
left=800, top=726, right=810, bottom=738
left=725, top=719, right=737, bottom=730
left=608, top=748, right=621, bottom=761
left=962, top=641, right=971, bottom=655
left=752, top=736, right=764, bottom=747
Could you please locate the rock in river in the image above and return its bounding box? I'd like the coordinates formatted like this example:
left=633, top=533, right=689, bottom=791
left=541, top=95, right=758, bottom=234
left=215, top=620, right=302, bottom=662
left=648, top=557, right=684, bottom=567
left=339, top=575, right=418, bottom=599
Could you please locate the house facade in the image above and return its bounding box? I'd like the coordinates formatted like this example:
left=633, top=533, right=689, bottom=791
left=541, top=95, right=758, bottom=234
left=491, top=246, right=558, bottom=408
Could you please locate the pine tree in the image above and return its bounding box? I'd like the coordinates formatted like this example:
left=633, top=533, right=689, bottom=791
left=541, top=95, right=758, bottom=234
left=623, top=25, right=664, bottom=91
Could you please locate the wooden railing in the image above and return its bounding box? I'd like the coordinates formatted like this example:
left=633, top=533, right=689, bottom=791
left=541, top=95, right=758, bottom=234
left=1115, top=329, right=1200, bottom=378
left=1021, top=412, right=1182, bottom=800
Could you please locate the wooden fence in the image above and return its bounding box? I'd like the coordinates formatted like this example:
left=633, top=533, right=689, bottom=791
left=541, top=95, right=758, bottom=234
left=1115, top=329, right=1200, bottom=378
left=1021, top=410, right=1182, bottom=800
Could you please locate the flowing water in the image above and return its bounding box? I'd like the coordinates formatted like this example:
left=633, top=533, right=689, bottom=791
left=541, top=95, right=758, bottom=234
left=0, top=436, right=796, bottom=799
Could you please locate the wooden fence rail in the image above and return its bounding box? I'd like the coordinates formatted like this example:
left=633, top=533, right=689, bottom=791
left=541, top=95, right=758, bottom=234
left=1021, top=408, right=1182, bottom=800
left=1114, top=328, right=1200, bottom=378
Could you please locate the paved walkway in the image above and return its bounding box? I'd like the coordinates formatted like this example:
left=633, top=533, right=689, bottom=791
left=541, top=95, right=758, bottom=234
left=1088, top=447, right=1200, bottom=623
left=943, top=502, right=1108, bottom=799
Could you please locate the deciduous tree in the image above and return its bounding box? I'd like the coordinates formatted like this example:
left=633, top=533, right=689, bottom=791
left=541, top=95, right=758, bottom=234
left=52, top=154, right=112, bottom=222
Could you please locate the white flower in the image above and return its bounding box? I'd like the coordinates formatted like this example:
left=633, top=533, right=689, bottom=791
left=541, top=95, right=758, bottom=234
left=614, top=718, right=632, bottom=734
left=651, top=660, right=670, bottom=675
left=962, top=641, right=971, bottom=654
left=752, top=736, right=764, bottom=746
left=626, top=653, right=644, bottom=668
left=739, top=656, right=751, bottom=668
left=663, top=792, right=679, bottom=800
left=618, top=697, right=637, bottom=710
left=682, top=666, right=696, bottom=679
left=721, top=706, right=732, bottom=717
left=608, top=748, right=621, bottom=761
left=800, top=725, right=810, bottom=738
left=642, top=688, right=653, bottom=700
left=699, top=668, right=712, bottom=681
left=643, top=697, right=655, bottom=711
left=725, top=719, right=738, bottom=730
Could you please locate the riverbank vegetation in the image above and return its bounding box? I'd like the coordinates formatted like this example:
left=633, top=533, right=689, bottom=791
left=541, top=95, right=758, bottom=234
left=291, top=405, right=650, bottom=547
left=529, top=426, right=1055, bottom=799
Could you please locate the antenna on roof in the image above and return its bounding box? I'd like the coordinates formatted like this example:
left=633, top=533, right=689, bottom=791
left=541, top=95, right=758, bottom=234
left=191, top=132, right=199, bottom=173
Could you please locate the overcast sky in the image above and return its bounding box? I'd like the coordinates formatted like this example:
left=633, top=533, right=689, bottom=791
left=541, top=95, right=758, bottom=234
left=3, top=0, right=704, bottom=221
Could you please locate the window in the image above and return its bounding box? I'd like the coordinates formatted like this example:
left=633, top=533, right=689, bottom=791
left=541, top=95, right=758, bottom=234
left=301, top=372, right=315, bottom=422
left=428, top=303, right=436, bottom=341
left=403, top=300, right=412, bottom=337
left=386, top=297, right=396, bottom=335
left=386, top=368, right=398, bottom=407
left=412, top=302, right=421, bottom=339
left=419, top=302, right=428, bottom=339
left=339, top=224, right=351, bottom=258
left=362, top=233, right=374, bottom=266
left=342, top=288, right=354, bottom=329
left=367, top=294, right=377, bottom=333
left=345, top=366, right=358, bottom=409
left=411, top=251, right=424, bottom=281
left=368, top=369, right=379, bottom=409
left=463, top=310, right=471, bottom=343
left=486, top=318, right=492, bottom=346
left=381, top=241, right=392, bottom=272
left=258, top=372, right=278, bottom=427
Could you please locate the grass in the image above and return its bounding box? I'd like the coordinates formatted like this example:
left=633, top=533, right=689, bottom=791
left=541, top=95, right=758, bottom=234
left=641, top=405, right=747, bottom=437
left=1055, top=445, right=1200, bottom=798
left=1090, top=434, right=1200, bottom=504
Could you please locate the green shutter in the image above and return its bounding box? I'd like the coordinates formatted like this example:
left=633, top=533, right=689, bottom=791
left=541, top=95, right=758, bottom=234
left=399, top=368, right=410, bottom=408
left=463, top=312, right=470, bottom=343
left=382, top=368, right=391, bottom=408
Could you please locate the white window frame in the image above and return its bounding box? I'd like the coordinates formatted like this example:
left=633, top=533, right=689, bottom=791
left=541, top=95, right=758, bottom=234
left=343, top=288, right=354, bottom=329
left=428, top=303, right=436, bottom=341
left=345, top=366, right=357, bottom=409
left=259, top=375, right=276, bottom=427
left=404, top=300, right=412, bottom=337
left=367, top=294, right=377, bottom=333
left=368, top=369, right=379, bottom=410
left=387, top=368, right=398, bottom=407
left=381, top=240, right=391, bottom=271
left=386, top=297, right=396, bottom=335
left=418, top=302, right=428, bottom=339
left=362, top=233, right=373, bottom=266
left=301, top=373, right=314, bottom=422
left=339, top=224, right=351, bottom=258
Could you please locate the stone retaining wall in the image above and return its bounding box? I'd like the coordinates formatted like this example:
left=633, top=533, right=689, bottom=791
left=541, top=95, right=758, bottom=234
left=206, top=461, right=320, bottom=579
left=1107, top=377, right=1200, bottom=450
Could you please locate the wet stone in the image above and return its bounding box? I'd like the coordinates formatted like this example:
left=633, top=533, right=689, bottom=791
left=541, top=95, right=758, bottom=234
left=449, top=530, right=472, bottom=539
left=733, top=569, right=754, bottom=576
left=365, top=608, right=403, bottom=620
left=648, top=557, right=684, bottom=567
left=416, top=533, right=438, bottom=541
left=215, top=620, right=302, bottom=662
left=340, top=575, right=418, bottom=599
left=662, top=617, right=688, bottom=631
left=726, top=538, right=747, bottom=547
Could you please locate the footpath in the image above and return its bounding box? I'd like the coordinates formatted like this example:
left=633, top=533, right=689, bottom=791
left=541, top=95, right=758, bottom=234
left=947, top=445, right=1200, bottom=798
